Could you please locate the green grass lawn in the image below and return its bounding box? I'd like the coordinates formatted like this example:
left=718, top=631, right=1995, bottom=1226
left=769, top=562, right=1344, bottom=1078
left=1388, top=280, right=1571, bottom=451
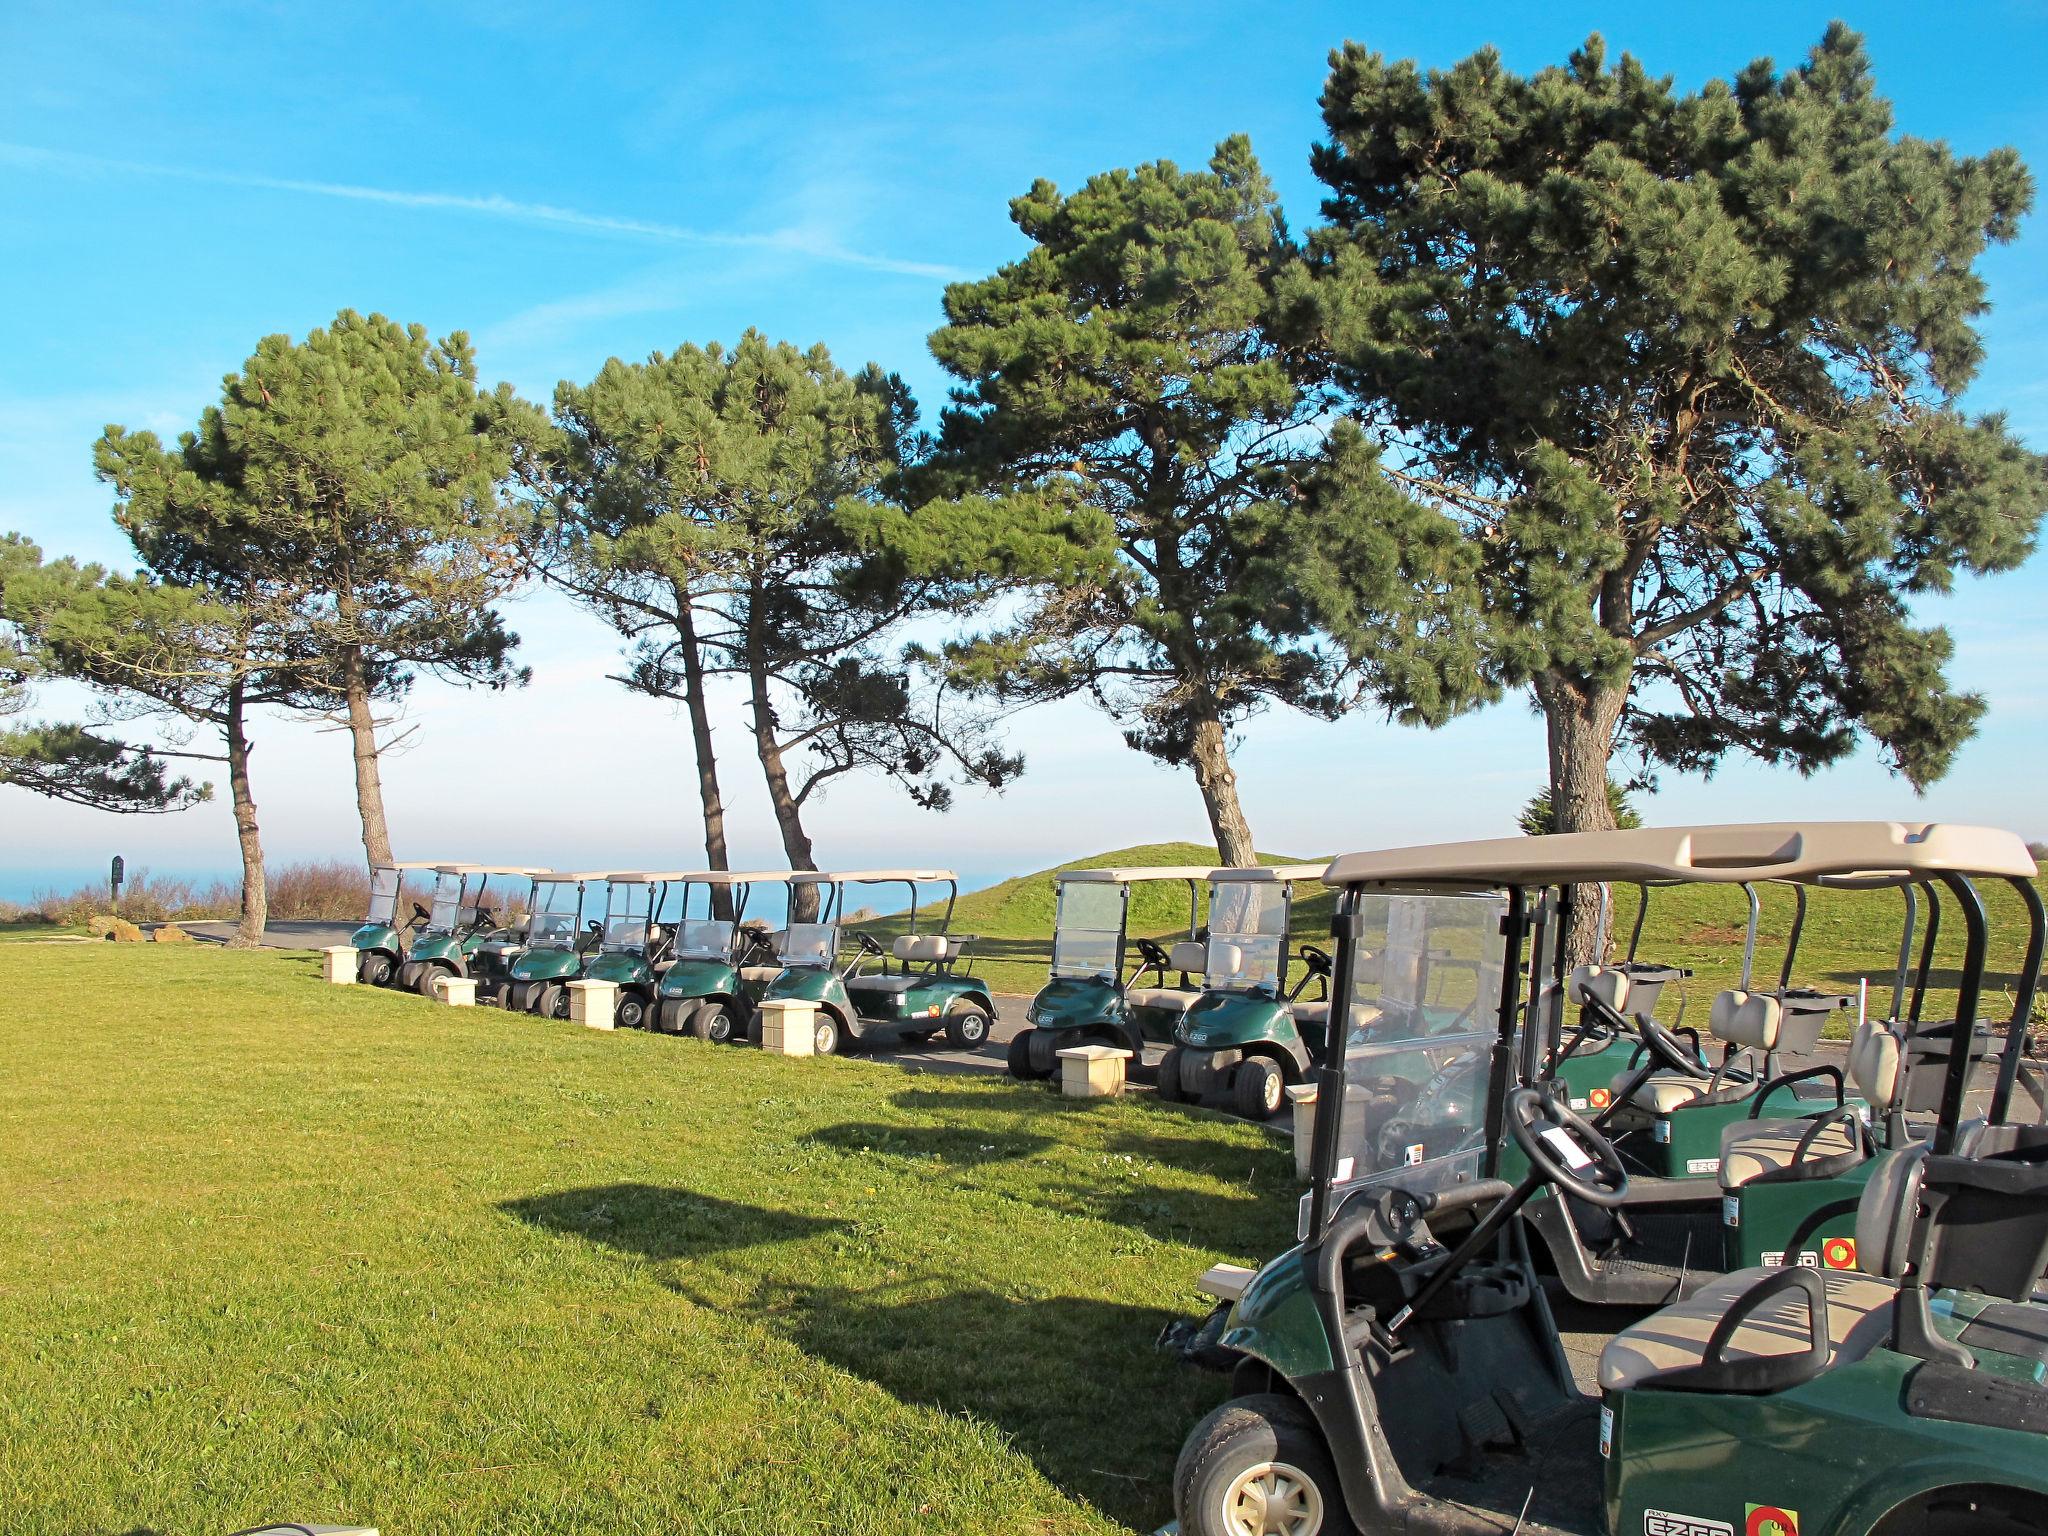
left=0, top=919, right=88, bottom=942
left=0, top=944, right=1296, bottom=1535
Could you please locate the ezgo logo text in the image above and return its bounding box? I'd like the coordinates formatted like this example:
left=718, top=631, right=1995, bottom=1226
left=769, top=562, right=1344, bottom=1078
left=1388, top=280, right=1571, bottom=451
left=1646, top=1512, right=1735, bottom=1536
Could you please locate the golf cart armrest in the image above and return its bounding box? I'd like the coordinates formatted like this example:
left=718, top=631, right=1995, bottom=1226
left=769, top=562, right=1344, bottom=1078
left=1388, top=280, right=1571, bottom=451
left=1642, top=1265, right=1831, bottom=1395
left=1747, top=1063, right=1845, bottom=1117
left=1790, top=1106, right=1873, bottom=1164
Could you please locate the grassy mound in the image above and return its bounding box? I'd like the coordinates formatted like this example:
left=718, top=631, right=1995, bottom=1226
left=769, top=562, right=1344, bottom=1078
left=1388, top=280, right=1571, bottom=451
left=0, top=945, right=1295, bottom=1534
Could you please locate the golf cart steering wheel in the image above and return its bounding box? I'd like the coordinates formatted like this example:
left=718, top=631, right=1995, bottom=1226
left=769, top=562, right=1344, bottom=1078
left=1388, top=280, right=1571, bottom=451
left=1634, top=1014, right=1713, bottom=1080
left=1507, top=1086, right=1628, bottom=1206
left=1133, top=936, right=1170, bottom=972
left=855, top=931, right=886, bottom=958
left=411, top=901, right=431, bottom=923
left=1297, top=943, right=1332, bottom=977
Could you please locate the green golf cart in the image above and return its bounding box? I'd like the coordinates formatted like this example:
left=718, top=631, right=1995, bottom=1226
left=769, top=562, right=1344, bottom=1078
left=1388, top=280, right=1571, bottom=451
left=397, top=864, right=540, bottom=997
left=468, top=868, right=548, bottom=1004
left=651, top=871, right=790, bottom=1043
left=1156, top=865, right=1337, bottom=1120
left=350, top=859, right=448, bottom=986
left=1722, top=870, right=2047, bottom=1272
left=752, top=869, right=997, bottom=1056
left=577, top=870, right=693, bottom=1030
left=504, top=871, right=608, bottom=1019
left=1008, top=865, right=1212, bottom=1081
left=1162, top=821, right=2048, bottom=1536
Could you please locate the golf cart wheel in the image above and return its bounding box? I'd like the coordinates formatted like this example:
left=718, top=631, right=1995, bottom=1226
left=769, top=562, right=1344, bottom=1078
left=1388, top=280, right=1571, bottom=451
left=1233, top=1058, right=1286, bottom=1121
left=615, top=991, right=649, bottom=1030
left=414, top=964, right=446, bottom=998
left=536, top=983, right=569, bottom=1020
left=944, top=1000, right=992, bottom=1050
left=690, top=1001, right=735, bottom=1044
left=358, top=952, right=394, bottom=987
left=745, top=1012, right=764, bottom=1046
left=1007, top=1029, right=1047, bottom=1081
left=1026, top=1025, right=1064, bottom=1077
left=1156, top=1046, right=1189, bottom=1103
left=1175, top=1393, right=1351, bottom=1536
left=813, top=1012, right=842, bottom=1056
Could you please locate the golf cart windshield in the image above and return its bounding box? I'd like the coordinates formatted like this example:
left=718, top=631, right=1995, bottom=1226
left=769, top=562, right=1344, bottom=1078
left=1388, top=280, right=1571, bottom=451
left=603, top=884, right=653, bottom=952
left=426, top=872, right=465, bottom=934
left=1052, top=881, right=1124, bottom=979
left=779, top=921, right=837, bottom=967
left=673, top=918, right=734, bottom=961
left=1207, top=881, right=1288, bottom=991
left=1330, top=891, right=1509, bottom=1199
left=366, top=866, right=401, bottom=924
left=528, top=884, right=581, bottom=950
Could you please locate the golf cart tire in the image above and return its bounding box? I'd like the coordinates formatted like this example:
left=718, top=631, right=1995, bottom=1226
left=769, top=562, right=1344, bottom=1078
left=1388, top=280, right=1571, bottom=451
left=1174, top=1392, right=1353, bottom=1536
left=614, top=991, right=649, bottom=1030
left=1007, top=1030, right=1048, bottom=1081
left=414, top=963, right=447, bottom=998
left=1157, top=1047, right=1189, bottom=1103
left=358, top=952, right=394, bottom=987
left=689, top=1000, right=735, bottom=1044
left=944, top=1000, right=992, bottom=1050
left=1233, top=1057, right=1286, bottom=1121
left=745, top=1012, right=764, bottom=1046
left=537, top=983, right=569, bottom=1020
left=814, top=1011, right=842, bottom=1056
left=1026, top=1025, right=1065, bottom=1077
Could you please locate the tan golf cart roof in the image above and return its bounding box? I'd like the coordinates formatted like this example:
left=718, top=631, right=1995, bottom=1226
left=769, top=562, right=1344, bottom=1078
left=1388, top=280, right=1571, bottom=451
left=672, top=869, right=800, bottom=885
left=384, top=859, right=458, bottom=871
left=1058, top=865, right=1215, bottom=884
left=429, top=863, right=483, bottom=875
left=533, top=869, right=613, bottom=883
left=790, top=868, right=956, bottom=884
left=1207, top=863, right=1331, bottom=885
left=603, top=870, right=713, bottom=883
left=1324, top=822, right=2037, bottom=889
left=468, top=865, right=549, bottom=876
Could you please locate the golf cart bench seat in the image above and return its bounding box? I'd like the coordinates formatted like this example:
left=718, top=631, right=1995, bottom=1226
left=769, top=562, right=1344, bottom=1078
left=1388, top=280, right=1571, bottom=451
left=1289, top=1000, right=1383, bottom=1031
left=1611, top=988, right=1783, bottom=1112
left=1719, top=1021, right=1900, bottom=1190
left=739, top=965, right=782, bottom=984
left=1127, top=941, right=1208, bottom=1010
left=846, top=934, right=970, bottom=994
left=1597, top=1266, right=1898, bottom=1391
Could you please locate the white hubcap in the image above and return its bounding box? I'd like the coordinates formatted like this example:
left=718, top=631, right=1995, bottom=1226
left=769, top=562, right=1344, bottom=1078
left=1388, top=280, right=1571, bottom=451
left=1263, top=1074, right=1283, bottom=1112
left=1221, top=1460, right=1322, bottom=1536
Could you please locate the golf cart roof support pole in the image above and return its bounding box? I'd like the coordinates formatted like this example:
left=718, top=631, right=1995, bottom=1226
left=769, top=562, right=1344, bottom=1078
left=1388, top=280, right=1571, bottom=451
left=941, top=879, right=956, bottom=932
left=1305, top=887, right=1369, bottom=1243
left=1911, top=880, right=1943, bottom=1025
left=1626, top=881, right=1650, bottom=962
left=1592, top=882, right=1611, bottom=959
left=1483, top=885, right=1532, bottom=1180
left=1184, top=879, right=1198, bottom=936
left=1779, top=883, right=1808, bottom=993
left=1931, top=872, right=1988, bottom=1156
left=1891, top=885, right=1918, bottom=1023
left=1989, top=875, right=2046, bottom=1125
left=1739, top=882, right=1760, bottom=989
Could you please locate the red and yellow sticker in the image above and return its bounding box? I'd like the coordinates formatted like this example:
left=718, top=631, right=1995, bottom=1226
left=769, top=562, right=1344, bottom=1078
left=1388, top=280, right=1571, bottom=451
left=1820, top=1238, right=1858, bottom=1270
left=1747, top=1506, right=1799, bottom=1536
left=1588, top=1087, right=1612, bottom=1109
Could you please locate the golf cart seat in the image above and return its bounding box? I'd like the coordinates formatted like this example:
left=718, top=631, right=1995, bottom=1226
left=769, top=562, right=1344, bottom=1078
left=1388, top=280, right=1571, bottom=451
left=1718, top=1020, right=1898, bottom=1190
left=1601, top=1143, right=2048, bottom=1392
left=1290, top=1000, right=1384, bottom=1031
left=1127, top=940, right=1208, bottom=1011
left=1569, top=963, right=1634, bottom=1015
left=740, top=965, right=782, bottom=984
left=1610, top=988, right=1779, bottom=1113
left=847, top=934, right=964, bottom=995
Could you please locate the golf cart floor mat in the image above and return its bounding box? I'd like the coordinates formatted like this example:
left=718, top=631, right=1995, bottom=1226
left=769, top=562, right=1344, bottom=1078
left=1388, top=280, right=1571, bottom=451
left=1597, top=1205, right=1724, bottom=1273
left=1416, top=1398, right=1603, bottom=1534
left=1959, top=1301, right=2048, bottom=1365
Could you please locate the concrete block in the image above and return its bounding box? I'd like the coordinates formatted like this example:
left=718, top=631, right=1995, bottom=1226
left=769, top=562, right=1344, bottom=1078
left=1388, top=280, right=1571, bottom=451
left=1056, top=1043, right=1132, bottom=1099
left=434, top=976, right=478, bottom=1007
left=1197, top=1262, right=1257, bottom=1302
left=568, top=979, right=617, bottom=1029
left=1287, top=1082, right=1318, bottom=1179
left=756, top=998, right=817, bottom=1056
left=321, top=946, right=358, bottom=985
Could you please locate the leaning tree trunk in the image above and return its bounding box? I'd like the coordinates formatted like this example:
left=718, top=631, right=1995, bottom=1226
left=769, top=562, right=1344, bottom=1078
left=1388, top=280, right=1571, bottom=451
left=341, top=645, right=395, bottom=869
left=744, top=641, right=820, bottom=921
left=1535, top=671, right=1630, bottom=965
left=1187, top=703, right=1258, bottom=866
left=675, top=601, right=734, bottom=921
left=224, top=678, right=268, bottom=947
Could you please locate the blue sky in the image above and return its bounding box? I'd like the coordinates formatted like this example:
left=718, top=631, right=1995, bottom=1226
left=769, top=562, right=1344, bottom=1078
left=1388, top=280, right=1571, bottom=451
left=4, top=1, right=2047, bottom=899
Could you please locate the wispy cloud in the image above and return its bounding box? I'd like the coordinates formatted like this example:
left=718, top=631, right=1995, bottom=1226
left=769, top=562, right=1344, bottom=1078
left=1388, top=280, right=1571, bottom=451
left=0, top=141, right=965, bottom=281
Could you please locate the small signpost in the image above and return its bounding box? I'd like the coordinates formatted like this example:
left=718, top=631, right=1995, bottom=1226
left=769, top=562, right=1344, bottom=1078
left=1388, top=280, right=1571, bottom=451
left=110, top=855, right=126, bottom=908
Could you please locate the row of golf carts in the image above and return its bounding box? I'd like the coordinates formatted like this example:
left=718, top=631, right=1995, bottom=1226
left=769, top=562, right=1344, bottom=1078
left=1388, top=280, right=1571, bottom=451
left=349, top=864, right=997, bottom=1056
left=1141, top=822, right=2048, bottom=1536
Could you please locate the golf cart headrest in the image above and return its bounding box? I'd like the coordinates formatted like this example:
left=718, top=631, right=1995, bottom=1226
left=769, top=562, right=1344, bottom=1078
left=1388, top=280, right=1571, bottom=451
left=1169, top=940, right=1207, bottom=975
left=1849, top=1020, right=1904, bottom=1113
left=1569, top=963, right=1630, bottom=1015
left=893, top=933, right=954, bottom=963
left=1709, top=989, right=1782, bottom=1050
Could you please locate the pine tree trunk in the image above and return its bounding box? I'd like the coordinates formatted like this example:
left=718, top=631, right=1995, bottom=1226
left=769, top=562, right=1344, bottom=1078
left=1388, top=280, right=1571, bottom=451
left=1535, top=672, right=1629, bottom=964
left=675, top=601, right=734, bottom=921
left=342, top=646, right=395, bottom=869
left=744, top=636, right=820, bottom=921
left=1187, top=704, right=1257, bottom=866
left=225, top=679, right=268, bottom=947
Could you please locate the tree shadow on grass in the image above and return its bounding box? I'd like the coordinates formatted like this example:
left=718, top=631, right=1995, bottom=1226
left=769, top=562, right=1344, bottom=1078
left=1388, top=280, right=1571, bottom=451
left=502, top=1182, right=1218, bottom=1530
left=802, top=1120, right=1057, bottom=1167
